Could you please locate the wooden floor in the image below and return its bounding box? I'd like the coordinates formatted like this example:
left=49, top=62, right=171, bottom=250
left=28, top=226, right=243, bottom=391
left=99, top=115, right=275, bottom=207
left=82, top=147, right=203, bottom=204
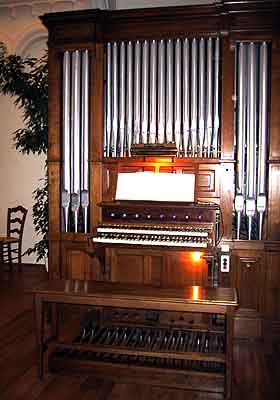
left=0, top=265, right=279, bottom=400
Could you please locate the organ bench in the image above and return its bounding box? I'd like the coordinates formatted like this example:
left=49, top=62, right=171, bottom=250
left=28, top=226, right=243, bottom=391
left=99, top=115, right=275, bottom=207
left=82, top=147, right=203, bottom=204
left=32, top=280, right=238, bottom=399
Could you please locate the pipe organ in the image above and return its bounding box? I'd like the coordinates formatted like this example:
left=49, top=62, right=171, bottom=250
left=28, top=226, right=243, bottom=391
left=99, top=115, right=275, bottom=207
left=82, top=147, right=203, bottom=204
left=104, top=37, right=221, bottom=158
left=234, top=42, right=270, bottom=241
left=43, top=0, right=280, bottom=370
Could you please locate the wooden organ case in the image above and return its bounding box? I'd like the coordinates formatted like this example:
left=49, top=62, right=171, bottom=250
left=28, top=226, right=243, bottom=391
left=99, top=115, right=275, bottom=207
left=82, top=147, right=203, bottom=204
left=41, top=0, right=280, bottom=395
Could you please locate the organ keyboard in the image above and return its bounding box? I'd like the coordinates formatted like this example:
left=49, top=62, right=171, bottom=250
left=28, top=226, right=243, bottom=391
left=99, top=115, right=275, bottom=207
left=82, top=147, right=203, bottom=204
left=92, top=200, right=219, bottom=250
left=93, top=224, right=210, bottom=248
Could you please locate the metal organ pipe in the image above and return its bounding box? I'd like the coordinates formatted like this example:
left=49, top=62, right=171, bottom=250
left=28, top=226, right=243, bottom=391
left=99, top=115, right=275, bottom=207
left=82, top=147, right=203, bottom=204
left=257, top=42, right=268, bottom=240
left=246, top=43, right=257, bottom=240
left=119, top=42, right=126, bottom=157
left=134, top=41, right=141, bottom=144
left=81, top=50, right=89, bottom=233
left=126, top=42, right=133, bottom=155
left=62, top=51, right=71, bottom=232
left=234, top=41, right=270, bottom=241
left=141, top=41, right=149, bottom=145
left=183, top=38, right=190, bottom=156
left=106, top=43, right=112, bottom=157
left=104, top=37, right=221, bottom=158
left=191, top=38, right=198, bottom=156
left=150, top=40, right=157, bottom=144
left=198, top=38, right=206, bottom=157
left=158, top=40, right=166, bottom=143
left=205, top=38, right=213, bottom=159
left=213, top=38, right=220, bottom=158
left=166, top=39, right=174, bottom=144
left=112, top=42, right=118, bottom=157
left=235, top=43, right=246, bottom=240
left=71, top=50, right=81, bottom=233
left=174, top=39, right=182, bottom=154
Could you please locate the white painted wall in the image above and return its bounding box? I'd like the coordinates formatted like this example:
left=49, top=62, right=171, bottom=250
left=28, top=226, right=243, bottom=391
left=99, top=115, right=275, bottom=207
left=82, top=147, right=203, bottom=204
left=0, top=0, right=109, bottom=263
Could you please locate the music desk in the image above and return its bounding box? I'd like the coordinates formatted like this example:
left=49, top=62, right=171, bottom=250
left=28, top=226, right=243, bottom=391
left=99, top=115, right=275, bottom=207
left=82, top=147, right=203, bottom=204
left=32, top=280, right=238, bottom=398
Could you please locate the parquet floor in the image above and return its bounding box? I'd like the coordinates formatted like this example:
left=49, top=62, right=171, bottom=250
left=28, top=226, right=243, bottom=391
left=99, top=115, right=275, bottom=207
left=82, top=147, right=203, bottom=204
left=0, top=265, right=279, bottom=400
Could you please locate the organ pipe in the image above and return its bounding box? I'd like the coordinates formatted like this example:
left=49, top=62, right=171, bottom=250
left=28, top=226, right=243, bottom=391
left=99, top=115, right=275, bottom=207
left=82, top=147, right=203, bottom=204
left=235, top=43, right=246, bottom=240
left=205, top=38, right=213, bottom=159
left=166, top=39, right=174, bottom=143
left=191, top=38, right=198, bottom=156
left=198, top=38, right=205, bottom=157
left=246, top=43, right=257, bottom=240
left=234, top=41, right=270, bottom=241
left=71, top=50, right=81, bottom=233
left=81, top=50, right=89, bottom=233
left=106, top=43, right=112, bottom=157
left=183, top=38, right=190, bottom=156
left=158, top=40, right=166, bottom=143
left=112, top=42, right=118, bottom=156
left=103, top=37, right=221, bottom=159
left=142, top=41, right=149, bottom=144
left=62, top=51, right=70, bottom=232
left=213, top=38, right=220, bottom=158
left=150, top=40, right=157, bottom=144
left=134, top=41, right=141, bottom=144
left=174, top=39, right=182, bottom=154
left=126, top=42, right=133, bottom=154
left=119, top=42, right=126, bottom=157
left=257, top=42, right=268, bottom=240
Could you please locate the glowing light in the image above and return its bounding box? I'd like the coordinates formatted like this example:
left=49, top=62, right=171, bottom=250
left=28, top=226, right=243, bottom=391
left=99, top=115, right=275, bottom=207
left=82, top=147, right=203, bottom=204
left=191, top=251, right=203, bottom=262
left=192, top=285, right=200, bottom=300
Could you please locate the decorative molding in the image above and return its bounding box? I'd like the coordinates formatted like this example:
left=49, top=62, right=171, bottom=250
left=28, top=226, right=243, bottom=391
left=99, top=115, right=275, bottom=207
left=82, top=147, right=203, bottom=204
left=0, top=0, right=113, bottom=19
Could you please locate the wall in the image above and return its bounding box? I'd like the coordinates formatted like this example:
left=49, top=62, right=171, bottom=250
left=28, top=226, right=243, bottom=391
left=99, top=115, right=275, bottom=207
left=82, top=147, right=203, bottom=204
left=0, top=0, right=111, bottom=263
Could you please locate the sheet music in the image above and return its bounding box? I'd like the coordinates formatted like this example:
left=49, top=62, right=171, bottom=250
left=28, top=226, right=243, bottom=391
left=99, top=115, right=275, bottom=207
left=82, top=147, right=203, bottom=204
left=115, top=172, right=195, bottom=202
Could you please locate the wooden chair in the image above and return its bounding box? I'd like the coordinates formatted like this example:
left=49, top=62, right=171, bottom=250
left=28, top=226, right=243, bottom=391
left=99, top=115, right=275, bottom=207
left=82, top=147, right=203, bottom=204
left=0, top=206, right=28, bottom=271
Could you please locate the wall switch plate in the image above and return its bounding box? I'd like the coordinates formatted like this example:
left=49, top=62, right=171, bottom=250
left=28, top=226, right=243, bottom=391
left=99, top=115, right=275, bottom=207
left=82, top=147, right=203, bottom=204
left=221, top=254, right=230, bottom=272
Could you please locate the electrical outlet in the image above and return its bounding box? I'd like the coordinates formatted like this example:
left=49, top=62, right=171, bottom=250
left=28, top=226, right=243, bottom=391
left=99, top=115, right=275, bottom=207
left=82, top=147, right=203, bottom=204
left=221, top=254, right=230, bottom=272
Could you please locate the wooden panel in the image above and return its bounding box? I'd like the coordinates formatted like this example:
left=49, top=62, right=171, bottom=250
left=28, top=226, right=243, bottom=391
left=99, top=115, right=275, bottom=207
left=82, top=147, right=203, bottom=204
left=197, top=164, right=220, bottom=198
left=269, top=38, right=280, bottom=160
left=109, top=249, right=146, bottom=284
left=162, top=252, right=209, bottom=288
left=219, top=163, right=234, bottom=239
left=267, top=164, right=280, bottom=240
left=264, top=249, right=280, bottom=319
left=220, top=37, right=234, bottom=161
left=232, top=251, right=263, bottom=312
left=61, top=240, right=103, bottom=281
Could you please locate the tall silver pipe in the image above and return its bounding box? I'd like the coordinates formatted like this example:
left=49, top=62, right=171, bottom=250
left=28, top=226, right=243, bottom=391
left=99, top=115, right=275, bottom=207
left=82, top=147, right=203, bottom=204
left=149, top=40, right=157, bottom=143
left=81, top=50, right=89, bottom=233
left=198, top=38, right=206, bottom=157
left=183, top=39, right=190, bottom=156
left=213, top=38, right=220, bottom=158
left=71, top=50, right=81, bottom=233
left=205, top=38, right=213, bottom=158
left=112, top=42, right=118, bottom=156
left=141, top=40, right=149, bottom=144
left=134, top=41, right=141, bottom=144
left=119, top=42, right=126, bottom=157
left=106, top=43, right=112, bottom=157
left=166, top=39, right=174, bottom=143
left=257, top=42, right=268, bottom=240
left=191, top=38, right=198, bottom=156
left=62, top=51, right=71, bottom=232
left=158, top=39, right=166, bottom=143
left=246, top=43, right=257, bottom=240
left=174, top=39, right=182, bottom=154
left=126, top=41, right=133, bottom=155
left=235, top=43, right=246, bottom=240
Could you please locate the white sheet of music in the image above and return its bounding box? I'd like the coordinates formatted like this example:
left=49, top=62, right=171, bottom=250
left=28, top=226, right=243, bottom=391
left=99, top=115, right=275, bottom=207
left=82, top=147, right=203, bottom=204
left=115, top=172, right=195, bottom=202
